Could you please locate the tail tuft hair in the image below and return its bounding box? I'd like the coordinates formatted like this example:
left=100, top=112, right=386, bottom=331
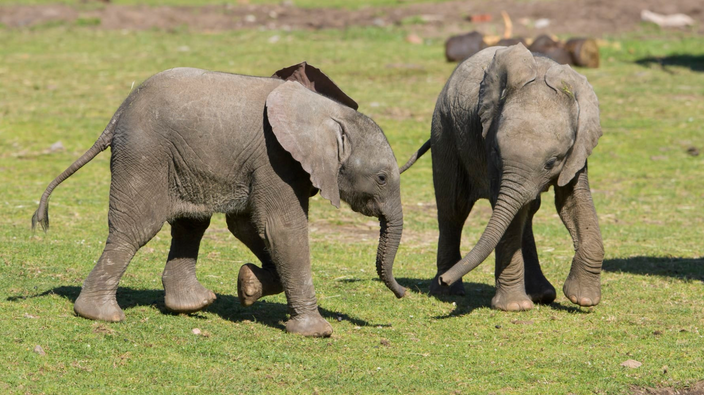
left=31, top=202, right=49, bottom=232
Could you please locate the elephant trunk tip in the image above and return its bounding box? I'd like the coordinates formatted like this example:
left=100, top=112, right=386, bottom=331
left=438, top=273, right=455, bottom=287
left=390, top=283, right=406, bottom=299
left=438, top=261, right=474, bottom=287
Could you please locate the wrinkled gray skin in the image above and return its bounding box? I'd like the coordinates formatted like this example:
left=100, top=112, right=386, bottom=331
left=406, top=44, right=604, bottom=311
left=33, top=68, right=405, bottom=336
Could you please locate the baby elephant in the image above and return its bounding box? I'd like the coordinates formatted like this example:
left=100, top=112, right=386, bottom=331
left=33, top=63, right=405, bottom=337
left=402, top=44, right=604, bottom=311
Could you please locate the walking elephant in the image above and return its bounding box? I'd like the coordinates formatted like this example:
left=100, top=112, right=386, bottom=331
left=33, top=63, right=405, bottom=337
left=402, top=44, right=604, bottom=311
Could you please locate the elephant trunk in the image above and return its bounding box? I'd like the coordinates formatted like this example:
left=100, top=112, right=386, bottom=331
left=438, top=176, right=531, bottom=286
left=376, top=207, right=406, bottom=298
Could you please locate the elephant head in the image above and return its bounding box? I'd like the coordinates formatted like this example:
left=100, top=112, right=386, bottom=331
left=266, top=81, right=406, bottom=298
left=439, top=44, right=602, bottom=286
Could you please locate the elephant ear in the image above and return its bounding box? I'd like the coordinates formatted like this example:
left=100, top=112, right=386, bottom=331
left=545, top=64, right=602, bottom=187
left=272, top=62, right=359, bottom=110
left=266, top=81, right=352, bottom=208
left=478, top=44, right=537, bottom=138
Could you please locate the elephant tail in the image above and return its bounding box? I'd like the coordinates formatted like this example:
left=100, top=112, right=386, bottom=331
left=399, top=139, right=431, bottom=174
left=32, top=104, right=125, bottom=232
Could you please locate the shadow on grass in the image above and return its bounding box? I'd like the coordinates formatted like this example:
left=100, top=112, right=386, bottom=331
left=635, top=54, right=704, bottom=73
left=394, top=277, right=494, bottom=318
left=603, top=256, right=704, bottom=283
left=6, top=285, right=377, bottom=331
left=394, top=277, right=593, bottom=318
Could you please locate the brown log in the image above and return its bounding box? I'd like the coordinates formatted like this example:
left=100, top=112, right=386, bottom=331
left=528, top=34, right=559, bottom=54
left=543, top=47, right=573, bottom=65
left=445, top=31, right=487, bottom=62
left=565, top=38, right=600, bottom=68
left=496, top=37, right=527, bottom=46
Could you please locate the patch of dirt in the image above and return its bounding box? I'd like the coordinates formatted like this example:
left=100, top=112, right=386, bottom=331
left=633, top=380, right=704, bottom=395
left=1, top=0, right=702, bottom=37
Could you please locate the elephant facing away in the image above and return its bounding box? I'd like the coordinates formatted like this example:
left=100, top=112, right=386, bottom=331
left=402, top=44, right=604, bottom=311
left=33, top=63, right=406, bottom=337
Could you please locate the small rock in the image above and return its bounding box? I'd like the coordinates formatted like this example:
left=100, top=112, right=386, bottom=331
left=192, top=328, right=202, bottom=335
left=494, top=325, right=501, bottom=329
left=269, top=11, right=278, bottom=19
left=177, top=46, right=190, bottom=52
left=653, top=330, right=663, bottom=336
left=373, top=18, right=386, bottom=27
left=406, top=33, right=423, bottom=45
left=336, top=316, right=343, bottom=322
left=420, top=14, right=443, bottom=23
left=620, top=359, right=642, bottom=368
left=268, top=35, right=280, bottom=44
left=641, top=10, right=694, bottom=28
left=49, top=141, right=64, bottom=153
left=24, top=313, right=38, bottom=319
left=686, top=147, right=699, bottom=156
left=34, top=345, right=46, bottom=356
left=534, top=18, right=551, bottom=29
left=244, top=14, right=256, bottom=23
left=380, top=339, right=390, bottom=346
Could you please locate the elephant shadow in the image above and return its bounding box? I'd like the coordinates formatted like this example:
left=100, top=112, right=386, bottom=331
left=393, top=276, right=591, bottom=318
left=6, top=286, right=378, bottom=330
left=635, top=55, right=704, bottom=73
left=393, top=277, right=495, bottom=319
left=602, top=256, right=704, bottom=283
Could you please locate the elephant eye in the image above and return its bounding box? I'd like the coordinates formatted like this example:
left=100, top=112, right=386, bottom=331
left=545, top=157, right=558, bottom=170
left=376, top=173, right=387, bottom=185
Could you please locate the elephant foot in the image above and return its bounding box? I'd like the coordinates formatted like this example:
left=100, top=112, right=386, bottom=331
left=563, top=274, right=601, bottom=307
left=285, top=312, right=333, bottom=337
left=525, top=277, right=556, bottom=305
left=237, top=263, right=283, bottom=307
left=74, top=292, right=125, bottom=322
left=491, top=287, right=534, bottom=311
left=163, top=277, right=216, bottom=314
left=429, top=275, right=465, bottom=296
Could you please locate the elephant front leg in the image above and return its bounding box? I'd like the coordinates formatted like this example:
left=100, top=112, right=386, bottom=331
left=261, top=214, right=332, bottom=337
left=430, top=153, right=474, bottom=296
left=522, top=198, right=557, bottom=304
left=492, top=206, right=534, bottom=311
left=555, top=165, right=604, bottom=307
left=162, top=217, right=217, bottom=313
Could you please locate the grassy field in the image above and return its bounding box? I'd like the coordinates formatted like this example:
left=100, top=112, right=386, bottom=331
left=1, top=18, right=703, bottom=395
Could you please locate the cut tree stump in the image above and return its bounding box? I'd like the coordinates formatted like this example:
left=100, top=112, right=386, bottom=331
left=565, top=38, right=600, bottom=68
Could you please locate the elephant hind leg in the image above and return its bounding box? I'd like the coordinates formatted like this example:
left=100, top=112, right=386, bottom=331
left=75, top=217, right=165, bottom=322
left=522, top=197, right=556, bottom=304
left=162, top=217, right=217, bottom=313
left=226, top=214, right=283, bottom=307
left=75, top=160, right=170, bottom=322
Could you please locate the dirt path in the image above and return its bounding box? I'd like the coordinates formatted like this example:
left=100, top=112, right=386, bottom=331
left=1, top=0, right=701, bottom=37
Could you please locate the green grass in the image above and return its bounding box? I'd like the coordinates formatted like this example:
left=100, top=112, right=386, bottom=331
left=1, top=23, right=704, bottom=394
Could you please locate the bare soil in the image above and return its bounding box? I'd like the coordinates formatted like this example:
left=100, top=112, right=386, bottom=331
left=1, top=0, right=702, bottom=37
left=633, top=380, right=704, bottom=395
